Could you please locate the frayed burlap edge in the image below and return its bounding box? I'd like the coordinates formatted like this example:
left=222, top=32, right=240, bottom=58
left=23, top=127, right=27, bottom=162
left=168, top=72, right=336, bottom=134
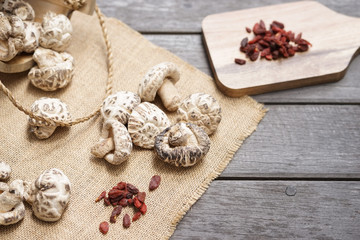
left=164, top=99, right=268, bottom=239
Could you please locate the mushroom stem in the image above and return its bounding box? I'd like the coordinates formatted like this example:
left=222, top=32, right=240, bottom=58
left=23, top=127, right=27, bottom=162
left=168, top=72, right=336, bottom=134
left=157, top=78, right=181, bottom=111
left=91, top=138, right=115, bottom=158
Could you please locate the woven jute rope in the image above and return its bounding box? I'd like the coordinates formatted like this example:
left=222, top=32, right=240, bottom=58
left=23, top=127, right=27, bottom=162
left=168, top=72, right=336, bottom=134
left=0, top=5, right=113, bottom=127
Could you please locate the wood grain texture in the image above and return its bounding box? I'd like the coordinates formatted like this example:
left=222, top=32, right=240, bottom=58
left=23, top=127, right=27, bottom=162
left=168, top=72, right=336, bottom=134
left=98, top=0, right=360, bottom=33
left=202, top=1, right=360, bottom=96
left=144, top=34, right=360, bottom=103
left=220, top=105, right=360, bottom=179
left=172, top=181, right=360, bottom=239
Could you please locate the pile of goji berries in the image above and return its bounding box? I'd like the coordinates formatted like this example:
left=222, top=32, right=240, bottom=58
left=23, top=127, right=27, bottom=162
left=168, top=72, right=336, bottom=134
left=235, top=20, right=312, bottom=65
left=97, top=175, right=161, bottom=234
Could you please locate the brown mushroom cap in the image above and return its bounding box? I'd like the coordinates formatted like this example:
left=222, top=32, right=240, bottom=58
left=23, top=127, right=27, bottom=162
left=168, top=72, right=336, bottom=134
left=176, top=93, right=222, bottom=135
left=154, top=122, right=210, bottom=167
left=100, top=91, right=141, bottom=125
left=128, top=102, right=171, bottom=149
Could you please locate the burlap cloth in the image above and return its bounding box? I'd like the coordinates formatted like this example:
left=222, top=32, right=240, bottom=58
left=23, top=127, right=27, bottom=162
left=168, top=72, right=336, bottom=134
left=0, top=11, right=266, bottom=239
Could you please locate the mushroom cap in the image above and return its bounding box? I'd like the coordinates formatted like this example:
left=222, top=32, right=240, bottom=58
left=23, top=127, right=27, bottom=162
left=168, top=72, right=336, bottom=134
left=28, top=47, right=74, bottom=91
left=22, top=21, right=41, bottom=53
left=100, top=91, right=141, bottom=125
left=0, top=161, right=11, bottom=181
left=24, top=168, right=71, bottom=222
left=0, top=13, right=25, bottom=61
left=39, top=11, right=72, bottom=52
left=138, top=62, right=180, bottom=102
left=176, top=93, right=222, bottom=135
left=0, top=180, right=27, bottom=225
left=128, top=102, right=171, bottom=149
left=2, top=0, right=35, bottom=21
left=91, top=119, right=132, bottom=165
left=28, top=97, right=71, bottom=127
left=155, top=122, right=210, bottom=167
left=28, top=97, right=71, bottom=139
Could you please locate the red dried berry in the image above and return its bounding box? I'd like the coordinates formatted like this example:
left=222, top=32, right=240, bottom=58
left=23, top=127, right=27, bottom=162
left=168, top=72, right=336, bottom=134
left=95, top=191, right=106, bottom=203
left=137, top=192, right=146, bottom=203
left=117, top=181, right=127, bottom=190
left=110, top=206, right=122, bottom=223
left=132, top=212, right=142, bottom=222
left=127, top=198, right=134, bottom=205
left=119, top=198, right=128, bottom=207
left=104, top=197, right=111, bottom=206
left=99, top=221, right=109, bottom=234
left=134, top=197, right=142, bottom=209
left=127, top=184, right=139, bottom=194
left=140, top=203, right=147, bottom=215
left=245, top=27, right=251, bottom=33
left=123, top=214, right=131, bottom=228
left=149, top=175, right=161, bottom=191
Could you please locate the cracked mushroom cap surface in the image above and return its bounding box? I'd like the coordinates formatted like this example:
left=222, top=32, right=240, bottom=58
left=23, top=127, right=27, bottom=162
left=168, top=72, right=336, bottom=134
left=91, top=119, right=132, bottom=165
left=22, top=21, right=41, bottom=53
left=39, top=11, right=72, bottom=52
left=2, top=0, right=35, bottom=21
left=0, top=180, right=27, bottom=225
left=100, top=91, right=141, bottom=125
left=0, top=13, right=25, bottom=61
left=128, top=102, right=171, bottom=149
left=63, top=0, right=86, bottom=10
left=155, top=122, right=210, bottom=167
left=28, top=97, right=72, bottom=139
left=0, top=161, right=11, bottom=181
left=28, top=47, right=74, bottom=91
left=176, top=93, right=222, bottom=135
left=138, top=62, right=180, bottom=102
left=24, top=168, right=71, bottom=222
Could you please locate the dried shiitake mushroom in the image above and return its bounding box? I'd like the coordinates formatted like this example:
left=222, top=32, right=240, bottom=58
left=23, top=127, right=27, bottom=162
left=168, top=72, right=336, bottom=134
left=138, top=62, right=181, bottom=111
left=28, top=97, right=72, bottom=139
left=177, top=93, right=222, bottom=135
left=128, top=102, right=171, bottom=149
left=155, top=122, right=210, bottom=167
left=24, top=168, right=71, bottom=222
left=28, top=47, right=74, bottom=91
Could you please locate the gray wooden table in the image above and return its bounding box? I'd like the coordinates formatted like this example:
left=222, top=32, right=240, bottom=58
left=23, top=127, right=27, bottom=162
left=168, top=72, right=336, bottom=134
left=99, top=1, right=360, bottom=239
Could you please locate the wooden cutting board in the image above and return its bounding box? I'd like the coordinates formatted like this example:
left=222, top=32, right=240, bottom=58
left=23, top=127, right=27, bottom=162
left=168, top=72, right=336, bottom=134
left=202, top=1, right=360, bottom=97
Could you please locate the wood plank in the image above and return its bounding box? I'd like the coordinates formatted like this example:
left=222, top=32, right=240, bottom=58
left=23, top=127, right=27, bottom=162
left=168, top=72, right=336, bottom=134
left=98, top=0, right=360, bottom=33
left=219, top=105, right=360, bottom=179
left=144, top=34, right=360, bottom=103
left=202, top=1, right=360, bottom=97
left=171, top=181, right=360, bottom=239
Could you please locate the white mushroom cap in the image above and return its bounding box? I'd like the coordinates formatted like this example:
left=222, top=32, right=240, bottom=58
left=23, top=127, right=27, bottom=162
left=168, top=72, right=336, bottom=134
left=24, top=168, right=71, bottom=222
left=176, top=93, right=222, bottom=135
left=0, top=180, right=27, bottom=225
left=22, top=21, right=41, bottom=53
left=28, top=47, right=74, bottom=91
left=2, top=0, right=35, bottom=21
left=138, top=62, right=181, bottom=111
left=101, top=91, right=141, bottom=125
left=0, top=161, right=11, bottom=181
left=28, top=97, right=72, bottom=139
left=39, top=11, right=72, bottom=52
left=128, top=102, right=171, bottom=149
left=91, top=119, right=132, bottom=165
left=155, top=122, right=210, bottom=167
